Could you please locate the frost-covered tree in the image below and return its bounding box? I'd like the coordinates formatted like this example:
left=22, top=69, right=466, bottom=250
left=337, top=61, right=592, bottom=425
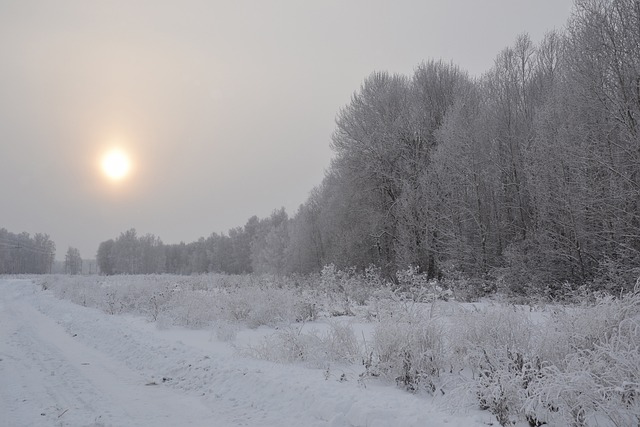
left=139, top=233, right=165, bottom=274
left=0, top=228, right=55, bottom=274
left=251, top=208, right=290, bottom=275
left=91, top=0, right=640, bottom=292
left=97, top=229, right=165, bottom=275
left=96, top=239, right=115, bottom=275
left=64, top=247, right=82, bottom=275
left=113, top=229, right=142, bottom=274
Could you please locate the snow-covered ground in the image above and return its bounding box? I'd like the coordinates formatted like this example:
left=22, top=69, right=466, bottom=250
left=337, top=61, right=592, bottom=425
left=0, top=279, right=494, bottom=427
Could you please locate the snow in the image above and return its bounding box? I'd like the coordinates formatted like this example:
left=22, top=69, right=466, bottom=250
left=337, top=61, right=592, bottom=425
left=0, top=278, right=495, bottom=427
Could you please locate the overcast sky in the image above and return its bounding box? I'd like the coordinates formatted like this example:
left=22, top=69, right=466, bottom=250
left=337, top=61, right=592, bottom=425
left=0, top=0, right=574, bottom=260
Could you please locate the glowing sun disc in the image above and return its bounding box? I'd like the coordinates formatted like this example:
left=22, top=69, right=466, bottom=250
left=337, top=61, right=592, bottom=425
left=101, top=149, right=131, bottom=180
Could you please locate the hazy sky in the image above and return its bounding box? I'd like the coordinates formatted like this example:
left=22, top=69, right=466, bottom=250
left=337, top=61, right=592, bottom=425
left=0, top=0, right=574, bottom=260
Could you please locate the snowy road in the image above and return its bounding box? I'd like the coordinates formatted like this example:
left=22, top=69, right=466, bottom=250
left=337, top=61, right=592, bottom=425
left=0, top=279, right=220, bottom=427
left=0, top=279, right=494, bottom=427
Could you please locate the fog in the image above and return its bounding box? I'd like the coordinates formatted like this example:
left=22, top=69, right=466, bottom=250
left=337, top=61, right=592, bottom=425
left=0, top=0, right=573, bottom=259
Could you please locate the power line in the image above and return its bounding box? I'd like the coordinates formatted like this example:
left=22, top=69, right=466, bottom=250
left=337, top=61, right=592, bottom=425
left=0, top=240, right=54, bottom=255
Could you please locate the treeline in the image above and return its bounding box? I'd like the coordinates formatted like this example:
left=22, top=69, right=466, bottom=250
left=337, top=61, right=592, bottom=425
left=0, top=228, right=56, bottom=274
left=96, top=210, right=287, bottom=275
left=293, top=0, right=640, bottom=292
left=97, top=0, right=640, bottom=292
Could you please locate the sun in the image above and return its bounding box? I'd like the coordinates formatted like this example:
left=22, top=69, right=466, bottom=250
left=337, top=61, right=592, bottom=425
left=101, top=149, right=131, bottom=181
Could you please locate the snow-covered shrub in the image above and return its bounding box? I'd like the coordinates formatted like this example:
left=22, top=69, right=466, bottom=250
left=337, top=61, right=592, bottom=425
left=395, top=266, right=428, bottom=297
left=184, top=275, right=211, bottom=291
left=102, top=286, right=122, bottom=315
left=450, top=306, right=539, bottom=425
left=221, top=288, right=253, bottom=322
left=33, top=276, right=50, bottom=290
left=117, top=281, right=150, bottom=313
left=366, top=286, right=397, bottom=320
left=321, top=321, right=362, bottom=364
left=340, top=265, right=382, bottom=307
left=41, top=274, right=317, bottom=329
left=99, top=280, right=149, bottom=315
left=369, top=308, right=446, bottom=394
left=527, top=346, right=637, bottom=426
left=476, top=348, right=545, bottom=426
left=60, top=277, right=95, bottom=308
left=451, top=306, right=534, bottom=363
left=542, top=290, right=638, bottom=367
left=446, top=276, right=497, bottom=302
left=316, top=264, right=381, bottom=315
left=438, top=262, right=496, bottom=302
left=163, top=289, right=219, bottom=328
left=525, top=289, right=640, bottom=427
left=449, top=288, right=640, bottom=426
left=591, top=256, right=640, bottom=294
left=295, top=289, right=319, bottom=322
left=217, top=285, right=305, bottom=328
left=319, top=264, right=354, bottom=316
left=212, top=319, right=240, bottom=342
left=395, top=265, right=452, bottom=303
left=344, top=275, right=371, bottom=307
left=246, top=325, right=320, bottom=364
left=143, top=285, right=174, bottom=321
left=247, top=322, right=362, bottom=368
left=246, top=287, right=300, bottom=328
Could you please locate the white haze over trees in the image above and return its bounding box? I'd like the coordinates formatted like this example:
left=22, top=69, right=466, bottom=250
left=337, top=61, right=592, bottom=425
left=64, top=247, right=82, bottom=275
left=83, top=0, right=640, bottom=295
left=0, top=228, right=55, bottom=274
left=0, top=0, right=574, bottom=258
left=2, top=0, right=639, bottom=294
left=2, top=4, right=639, bottom=426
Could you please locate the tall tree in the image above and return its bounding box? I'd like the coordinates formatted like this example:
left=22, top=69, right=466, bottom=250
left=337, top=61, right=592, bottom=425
left=64, top=247, right=82, bottom=275
left=139, top=233, right=165, bottom=274
left=97, top=239, right=116, bottom=275
left=251, top=208, right=290, bottom=274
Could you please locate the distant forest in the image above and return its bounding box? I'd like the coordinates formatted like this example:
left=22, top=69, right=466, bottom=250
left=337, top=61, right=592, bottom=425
left=0, top=228, right=55, bottom=274
left=7, top=0, right=639, bottom=294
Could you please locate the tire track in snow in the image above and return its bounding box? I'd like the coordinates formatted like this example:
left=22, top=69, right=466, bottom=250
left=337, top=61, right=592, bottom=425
left=0, top=280, right=220, bottom=427
left=1, top=279, right=496, bottom=427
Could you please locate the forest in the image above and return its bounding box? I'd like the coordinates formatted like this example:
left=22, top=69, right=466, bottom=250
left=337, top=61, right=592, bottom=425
left=92, top=0, right=640, bottom=295
left=0, top=228, right=55, bottom=274
left=3, top=0, right=639, bottom=297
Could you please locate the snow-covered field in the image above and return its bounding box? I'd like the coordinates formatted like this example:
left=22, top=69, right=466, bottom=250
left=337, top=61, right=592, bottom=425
left=2, top=274, right=638, bottom=427
left=0, top=278, right=494, bottom=427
